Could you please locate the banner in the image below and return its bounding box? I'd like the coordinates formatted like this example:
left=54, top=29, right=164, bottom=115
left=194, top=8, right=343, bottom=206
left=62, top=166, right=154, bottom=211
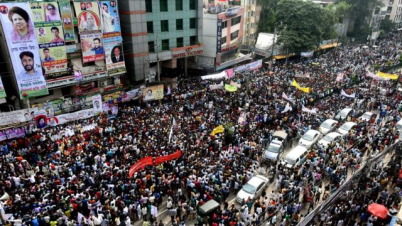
left=0, top=109, right=31, bottom=126
left=341, top=89, right=356, bottom=98
left=209, top=81, right=223, bottom=90
left=0, top=2, right=48, bottom=99
left=103, top=91, right=122, bottom=104
left=31, top=2, right=68, bottom=77
left=377, top=71, right=399, bottom=80
left=302, top=105, right=318, bottom=114
left=234, top=60, right=263, bottom=72
left=92, top=94, right=102, bottom=114
left=230, top=80, right=241, bottom=88
left=100, top=1, right=121, bottom=36
left=282, top=92, right=295, bottom=104
left=104, top=36, right=126, bottom=75
left=36, top=108, right=95, bottom=127
left=81, top=31, right=105, bottom=63
left=0, top=130, right=6, bottom=142
left=366, top=70, right=388, bottom=81
left=59, top=0, right=75, bottom=42
left=292, top=79, right=310, bottom=93
left=143, top=85, right=164, bottom=101
left=129, top=157, right=153, bottom=178
left=155, top=151, right=182, bottom=165
left=225, top=84, right=238, bottom=92
left=301, top=51, right=314, bottom=57
left=122, top=89, right=139, bottom=102
left=73, top=1, right=101, bottom=33
left=75, top=81, right=99, bottom=95
left=225, top=68, right=234, bottom=78
left=281, top=103, right=292, bottom=114
left=5, top=127, right=25, bottom=139
left=0, top=78, right=6, bottom=98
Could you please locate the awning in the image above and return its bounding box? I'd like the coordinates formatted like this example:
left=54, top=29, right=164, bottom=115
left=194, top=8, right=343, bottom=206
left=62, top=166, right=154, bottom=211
left=319, top=42, right=341, bottom=50
left=274, top=53, right=296, bottom=60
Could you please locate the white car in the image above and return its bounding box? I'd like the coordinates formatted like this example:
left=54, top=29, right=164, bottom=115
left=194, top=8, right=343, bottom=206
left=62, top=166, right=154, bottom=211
left=337, top=122, right=357, bottom=136
left=318, top=132, right=342, bottom=148
left=298, top=130, right=321, bottom=148
left=359, top=112, right=376, bottom=122
left=319, top=119, right=338, bottom=135
left=236, top=175, right=269, bottom=203
left=334, top=108, right=354, bottom=121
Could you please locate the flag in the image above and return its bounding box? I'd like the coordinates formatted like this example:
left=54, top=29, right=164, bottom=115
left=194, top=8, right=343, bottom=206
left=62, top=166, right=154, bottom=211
left=230, top=80, right=241, bottom=88
left=301, top=51, right=314, bottom=57
left=211, top=125, right=224, bottom=136
left=292, top=80, right=310, bottom=93
left=282, top=92, right=295, bottom=104
left=341, top=90, right=356, bottom=98
left=168, top=117, right=176, bottom=144
left=366, top=70, right=388, bottom=80
left=302, top=105, right=318, bottom=114
left=225, top=84, right=238, bottom=92
left=377, top=71, right=399, bottom=80
left=281, top=103, right=292, bottom=114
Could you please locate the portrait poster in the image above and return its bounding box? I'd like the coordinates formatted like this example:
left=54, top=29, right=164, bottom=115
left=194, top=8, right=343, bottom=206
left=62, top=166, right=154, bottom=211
left=80, top=31, right=105, bottom=63
left=30, top=2, right=68, bottom=77
left=0, top=2, right=48, bottom=99
left=143, top=85, right=164, bottom=101
left=73, top=1, right=101, bottom=33
left=103, top=91, right=122, bottom=104
left=92, top=94, right=102, bottom=114
left=100, top=1, right=121, bottom=36
left=75, top=81, right=99, bottom=95
left=0, top=77, right=6, bottom=98
left=104, top=36, right=125, bottom=75
left=58, top=0, right=75, bottom=42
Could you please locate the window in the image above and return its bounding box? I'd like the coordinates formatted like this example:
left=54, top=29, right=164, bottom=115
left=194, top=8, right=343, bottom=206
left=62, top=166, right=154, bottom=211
left=190, top=18, right=196, bottom=29
left=189, top=0, right=196, bottom=10
left=162, top=39, right=169, bottom=51
left=176, top=0, right=183, bottom=11
left=230, top=30, right=239, bottom=40
left=222, top=36, right=227, bottom=44
left=160, top=0, right=168, bottom=11
left=161, top=20, right=169, bottom=32
left=146, top=0, right=152, bottom=12
left=147, top=21, right=153, bottom=33
left=222, top=21, right=228, bottom=29
left=231, top=16, right=241, bottom=26
left=177, top=37, right=184, bottom=47
left=176, top=19, right=183, bottom=30
left=148, top=41, right=155, bottom=52
left=190, top=36, right=197, bottom=45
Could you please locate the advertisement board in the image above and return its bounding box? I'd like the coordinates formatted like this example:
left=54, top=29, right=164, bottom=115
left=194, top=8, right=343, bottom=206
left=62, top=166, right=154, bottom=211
left=81, top=31, right=105, bottom=63
left=0, top=2, right=48, bottom=99
left=59, top=0, right=75, bottom=42
left=104, top=36, right=125, bottom=75
left=30, top=2, right=68, bottom=77
left=73, top=1, right=101, bottom=33
left=100, top=1, right=120, bottom=36
left=217, top=19, right=222, bottom=53
left=143, top=85, right=164, bottom=101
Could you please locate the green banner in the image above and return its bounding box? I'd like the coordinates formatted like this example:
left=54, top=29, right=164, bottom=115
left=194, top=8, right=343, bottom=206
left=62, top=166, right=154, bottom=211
left=58, top=0, right=75, bottom=42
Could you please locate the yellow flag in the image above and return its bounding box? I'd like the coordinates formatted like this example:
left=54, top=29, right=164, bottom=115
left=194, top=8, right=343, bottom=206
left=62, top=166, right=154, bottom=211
left=377, top=71, right=399, bottom=80
left=292, top=80, right=310, bottom=93
left=292, top=79, right=300, bottom=88
left=225, top=84, right=238, bottom=92
left=211, top=125, right=224, bottom=136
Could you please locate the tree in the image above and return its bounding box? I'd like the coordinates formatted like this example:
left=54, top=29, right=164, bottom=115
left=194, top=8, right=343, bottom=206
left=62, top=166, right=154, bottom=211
left=256, top=0, right=280, bottom=33
left=380, top=19, right=396, bottom=34
left=275, top=0, right=337, bottom=53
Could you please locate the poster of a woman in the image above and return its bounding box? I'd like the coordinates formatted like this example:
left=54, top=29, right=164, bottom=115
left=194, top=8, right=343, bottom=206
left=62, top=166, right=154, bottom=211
left=7, top=6, right=35, bottom=43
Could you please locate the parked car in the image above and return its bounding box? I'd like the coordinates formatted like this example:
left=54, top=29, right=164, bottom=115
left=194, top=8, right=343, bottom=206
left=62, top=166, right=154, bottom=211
left=236, top=175, right=269, bottom=203
left=359, top=112, right=377, bottom=123
left=334, top=108, right=354, bottom=121
left=337, top=122, right=357, bottom=136
left=262, top=131, right=288, bottom=163
left=298, top=129, right=321, bottom=148
left=319, top=119, right=338, bottom=135
left=318, top=132, right=342, bottom=148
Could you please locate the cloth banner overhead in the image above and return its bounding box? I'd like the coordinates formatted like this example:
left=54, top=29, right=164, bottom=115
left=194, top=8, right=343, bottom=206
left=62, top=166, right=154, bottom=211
left=377, top=71, right=399, bottom=80
left=341, top=89, right=356, bottom=98
left=201, top=71, right=227, bottom=80
left=209, top=81, right=224, bottom=90
left=234, top=59, right=263, bottom=73
left=211, top=125, right=224, bottom=136
left=0, top=2, right=49, bottom=99
left=129, top=151, right=182, bottom=178
left=302, top=105, right=318, bottom=114
left=366, top=70, right=388, bottom=81
left=292, top=80, right=310, bottom=93
left=225, top=84, right=238, bottom=92
left=230, top=80, right=241, bottom=88
left=282, top=92, right=295, bottom=104
left=301, top=51, right=314, bottom=57
left=281, top=103, right=292, bottom=114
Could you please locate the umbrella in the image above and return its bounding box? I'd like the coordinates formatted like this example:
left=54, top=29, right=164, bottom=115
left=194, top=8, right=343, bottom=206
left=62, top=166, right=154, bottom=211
left=368, top=203, right=388, bottom=219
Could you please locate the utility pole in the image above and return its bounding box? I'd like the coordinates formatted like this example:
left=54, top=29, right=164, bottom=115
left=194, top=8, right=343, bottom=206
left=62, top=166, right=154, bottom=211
left=270, top=27, right=277, bottom=69
left=156, top=36, right=161, bottom=82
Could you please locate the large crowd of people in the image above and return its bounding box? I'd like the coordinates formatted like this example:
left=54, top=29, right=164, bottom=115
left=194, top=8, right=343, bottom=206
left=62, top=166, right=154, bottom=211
left=0, top=31, right=402, bottom=226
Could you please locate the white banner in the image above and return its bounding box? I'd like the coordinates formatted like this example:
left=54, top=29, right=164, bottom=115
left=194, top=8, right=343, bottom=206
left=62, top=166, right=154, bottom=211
left=281, top=103, right=292, bottom=114
left=55, top=109, right=94, bottom=125
left=92, top=94, right=102, bottom=114
left=234, top=60, right=263, bottom=73
left=302, top=105, right=318, bottom=114
left=0, top=109, right=31, bottom=126
left=366, top=70, right=389, bottom=81
left=122, top=89, right=139, bottom=102
left=282, top=92, right=295, bottom=104
left=209, top=81, right=224, bottom=90
left=201, top=71, right=227, bottom=80
left=301, top=51, right=314, bottom=57
left=341, top=90, right=356, bottom=98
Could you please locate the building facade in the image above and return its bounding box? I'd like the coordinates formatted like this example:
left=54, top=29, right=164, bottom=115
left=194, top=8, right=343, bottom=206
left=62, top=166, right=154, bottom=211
left=119, top=0, right=204, bottom=82
left=240, top=0, right=260, bottom=50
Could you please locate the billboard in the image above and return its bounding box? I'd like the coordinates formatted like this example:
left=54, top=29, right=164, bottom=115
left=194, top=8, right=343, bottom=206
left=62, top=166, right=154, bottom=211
left=100, top=1, right=121, bottom=36
left=73, top=1, right=101, bottom=33
left=143, top=85, right=164, bottom=101
left=81, top=31, right=105, bottom=63
left=30, top=2, right=68, bottom=77
left=59, top=0, right=75, bottom=42
left=0, top=2, right=48, bottom=99
left=92, top=94, right=102, bottom=114
left=104, top=36, right=125, bottom=75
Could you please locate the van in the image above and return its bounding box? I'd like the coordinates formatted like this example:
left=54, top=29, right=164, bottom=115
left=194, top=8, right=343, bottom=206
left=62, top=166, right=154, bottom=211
left=197, top=199, right=220, bottom=220
left=283, top=145, right=308, bottom=169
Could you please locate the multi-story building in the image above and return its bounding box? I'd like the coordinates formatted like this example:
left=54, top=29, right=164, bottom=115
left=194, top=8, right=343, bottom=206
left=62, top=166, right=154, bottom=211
left=199, top=0, right=251, bottom=72
left=240, top=0, right=260, bottom=51
left=119, top=0, right=204, bottom=82
left=0, top=0, right=127, bottom=111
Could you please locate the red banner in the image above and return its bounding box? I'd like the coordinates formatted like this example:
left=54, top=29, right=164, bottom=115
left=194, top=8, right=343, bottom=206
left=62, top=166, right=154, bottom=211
left=128, top=151, right=182, bottom=178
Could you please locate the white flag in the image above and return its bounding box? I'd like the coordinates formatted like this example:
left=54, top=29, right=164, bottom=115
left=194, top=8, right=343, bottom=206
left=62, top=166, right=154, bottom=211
left=281, top=103, right=292, bottom=114
left=302, top=105, right=318, bottom=114
left=168, top=117, right=176, bottom=143
left=282, top=92, right=295, bottom=104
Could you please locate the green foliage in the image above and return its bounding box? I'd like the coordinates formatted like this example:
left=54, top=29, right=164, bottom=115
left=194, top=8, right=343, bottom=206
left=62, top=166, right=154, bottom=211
left=387, top=60, right=393, bottom=67
left=257, top=0, right=280, bottom=33
left=380, top=19, right=396, bottom=34
left=276, top=0, right=337, bottom=53
left=399, top=55, right=402, bottom=65
left=328, top=1, right=352, bottom=19
left=374, top=64, right=380, bottom=70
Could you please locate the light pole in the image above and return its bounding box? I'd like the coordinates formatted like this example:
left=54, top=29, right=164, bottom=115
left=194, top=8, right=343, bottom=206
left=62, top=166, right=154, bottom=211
left=156, top=36, right=161, bottom=82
